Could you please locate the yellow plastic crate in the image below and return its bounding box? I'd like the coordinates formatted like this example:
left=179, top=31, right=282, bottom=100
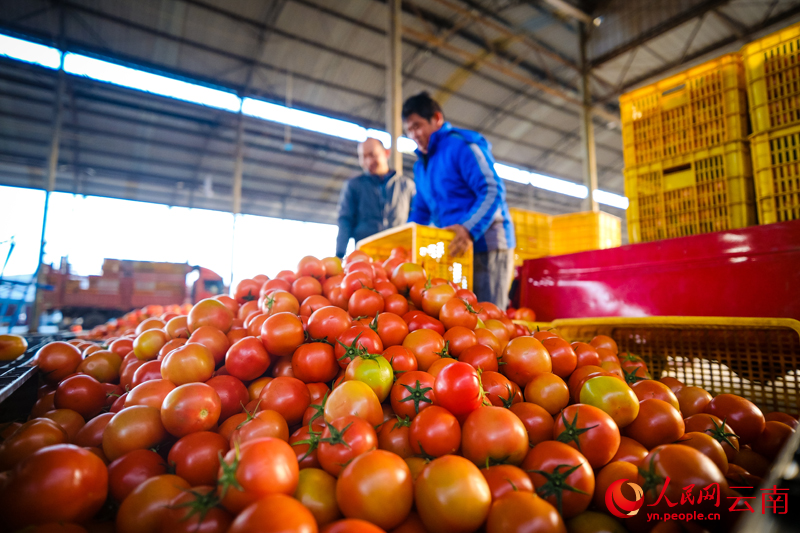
left=550, top=211, right=621, bottom=255
left=550, top=316, right=800, bottom=416
left=509, top=208, right=552, bottom=265
left=620, top=54, right=749, bottom=167
left=625, top=141, right=757, bottom=243
left=743, top=21, right=800, bottom=134
left=750, top=124, right=800, bottom=224
left=356, top=223, right=473, bottom=289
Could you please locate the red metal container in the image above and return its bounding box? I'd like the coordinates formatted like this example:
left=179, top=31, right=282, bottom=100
left=519, top=220, right=800, bottom=322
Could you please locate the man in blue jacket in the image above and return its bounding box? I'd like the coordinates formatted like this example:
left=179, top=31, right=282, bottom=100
left=336, top=137, right=416, bottom=258
left=402, top=92, right=515, bottom=309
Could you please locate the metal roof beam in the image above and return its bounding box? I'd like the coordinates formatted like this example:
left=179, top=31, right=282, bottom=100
left=607, top=2, right=800, bottom=96
left=589, top=0, right=732, bottom=68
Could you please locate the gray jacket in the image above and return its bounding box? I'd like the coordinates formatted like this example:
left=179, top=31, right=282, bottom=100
left=336, top=170, right=416, bottom=258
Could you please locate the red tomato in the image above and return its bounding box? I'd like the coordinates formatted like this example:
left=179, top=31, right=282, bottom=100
left=307, top=306, right=352, bottom=343
left=752, top=420, right=794, bottom=460
left=522, top=440, right=595, bottom=518
left=384, top=294, right=410, bottom=315
left=631, top=379, right=680, bottom=410
left=592, top=460, right=639, bottom=511
left=481, top=464, right=535, bottom=500
left=160, top=485, right=233, bottom=533
left=378, top=416, right=413, bottom=458
left=124, top=379, right=176, bottom=409
left=391, top=263, right=426, bottom=295
left=462, top=406, right=529, bottom=466
left=524, top=373, right=569, bottom=415
left=336, top=449, right=413, bottom=529
left=168, top=431, right=230, bottom=486
left=206, top=375, right=249, bottom=422
left=624, top=399, right=685, bottom=450
left=409, top=405, right=461, bottom=458
left=188, top=326, right=229, bottom=365
left=676, top=431, right=729, bottom=473
left=231, top=409, right=289, bottom=445
left=102, top=405, right=167, bottom=461
left=234, top=279, right=262, bottom=305
left=553, top=404, right=621, bottom=468
left=403, top=311, right=445, bottom=336
left=290, top=426, right=323, bottom=469
left=335, top=326, right=384, bottom=369
left=684, top=413, right=740, bottom=462
left=541, top=336, right=577, bottom=378
left=73, top=412, right=114, bottom=448
left=439, top=298, right=480, bottom=331
left=458, top=343, right=498, bottom=372
left=348, top=288, right=385, bottom=318
left=260, top=312, right=305, bottom=357
left=370, top=312, right=409, bottom=347
left=261, top=290, right=300, bottom=316
left=160, top=343, right=215, bottom=385
left=217, top=438, right=299, bottom=513
left=765, top=411, right=798, bottom=429
left=257, top=376, right=311, bottom=426
left=0, top=418, right=68, bottom=470
left=433, top=362, right=482, bottom=416
left=481, top=370, right=520, bottom=408
left=227, top=494, right=316, bottom=533
left=571, top=342, right=601, bottom=368
left=444, top=326, right=477, bottom=356
left=501, top=336, right=552, bottom=387
left=486, top=491, right=565, bottom=533
left=54, top=374, right=106, bottom=419
left=188, top=298, right=234, bottom=333
left=674, top=385, right=712, bottom=417
left=415, top=455, right=491, bottom=533
left=0, top=444, right=108, bottom=530
left=704, top=393, right=765, bottom=445
left=131, top=360, right=162, bottom=388
left=610, top=436, right=649, bottom=466
left=108, top=449, right=168, bottom=502
left=384, top=345, right=418, bottom=376
left=160, top=382, right=222, bottom=437
left=225, top=337, right=270, bottom=381
left=402, top=329, right=445, bottom=371
left=390, top=371, right=435, bottom=419
left=317, top=415, right=378, bottom=477
left=510, top=402, right=554, bottom=447
left=292, top=342, right=339, bottom=383
left=292, top=276, right=323, bottom=303
left=116, top=474, right=191, bottom=533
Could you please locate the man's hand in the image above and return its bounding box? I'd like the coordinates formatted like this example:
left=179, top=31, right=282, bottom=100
left=445, top=224, right=473, bottom=258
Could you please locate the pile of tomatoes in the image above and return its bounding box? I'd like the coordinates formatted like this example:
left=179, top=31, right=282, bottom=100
left=0, top=249, right=796, bottom=533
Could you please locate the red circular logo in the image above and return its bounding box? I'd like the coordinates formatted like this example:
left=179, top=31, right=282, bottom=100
left=605, top=478, right=644, bottom=518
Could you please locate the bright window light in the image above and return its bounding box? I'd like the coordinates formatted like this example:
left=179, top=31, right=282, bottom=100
left=366, top=129, right=392, bottom=149
left=530, top=172, right=589, bottom=198
left=397, top=137, right=418, bottom=154
left=242, top=98, right=367, bottom=142
left=594, top=189, right=629, bottom=209
left=494, top=163, right=531, bottom=185
left=0, top=33, right=61, bottom=69
left=63, top=53, right=242, bottom=112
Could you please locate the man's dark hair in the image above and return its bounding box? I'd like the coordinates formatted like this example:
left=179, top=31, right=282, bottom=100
left=402, top=92, right=444, bottom=121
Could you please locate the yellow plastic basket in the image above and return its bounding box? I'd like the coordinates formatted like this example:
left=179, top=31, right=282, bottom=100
left=750, top=124, right=800, bottom=224
left=550, top=211, right=621, bottom=256
left=356, top=223, right=473, bottom=289
left=620, top=54, right=749, bottom=167
left=743, top=21, right=800, bottom=134
left=625, top=140, right=757, bottom=243
left=509, top=208, right=552, bottom=265
left=550, top=316, right=800, bottom=416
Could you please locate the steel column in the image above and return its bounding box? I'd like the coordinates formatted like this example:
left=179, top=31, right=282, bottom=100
left=579, top=25, right=599, bottom=212
left=29, top=69, right=65, bottom=333
left=387, top=0, right=403, bottom=175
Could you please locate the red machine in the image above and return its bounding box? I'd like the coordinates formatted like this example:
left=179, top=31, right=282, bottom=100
left=43, top=259, right=226, bottom=328
left=518, top=220, right=800, bottom=322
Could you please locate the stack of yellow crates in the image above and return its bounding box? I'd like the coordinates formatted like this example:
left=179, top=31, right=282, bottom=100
left=509, top=208, right=552, bottom=265
left=550, top=211, right=621, bottom=255
left=620, top=54, right=756, bottom=243
left=743, top=22, right=800, bottom=224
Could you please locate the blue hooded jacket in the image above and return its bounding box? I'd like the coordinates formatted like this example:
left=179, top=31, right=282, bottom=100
left=408, top=122, right=515, bottom=253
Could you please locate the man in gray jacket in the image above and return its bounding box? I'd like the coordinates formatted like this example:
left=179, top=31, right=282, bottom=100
left=335, top=138, right=415, bottom=258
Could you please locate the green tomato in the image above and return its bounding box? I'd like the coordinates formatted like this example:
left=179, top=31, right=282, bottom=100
left=345, top=353, right=394, bottom=402
left=579, top=375, right=639, bottom=428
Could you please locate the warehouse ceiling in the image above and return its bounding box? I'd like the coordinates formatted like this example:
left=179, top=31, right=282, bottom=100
left=1, top=0, right=800, bottom=232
